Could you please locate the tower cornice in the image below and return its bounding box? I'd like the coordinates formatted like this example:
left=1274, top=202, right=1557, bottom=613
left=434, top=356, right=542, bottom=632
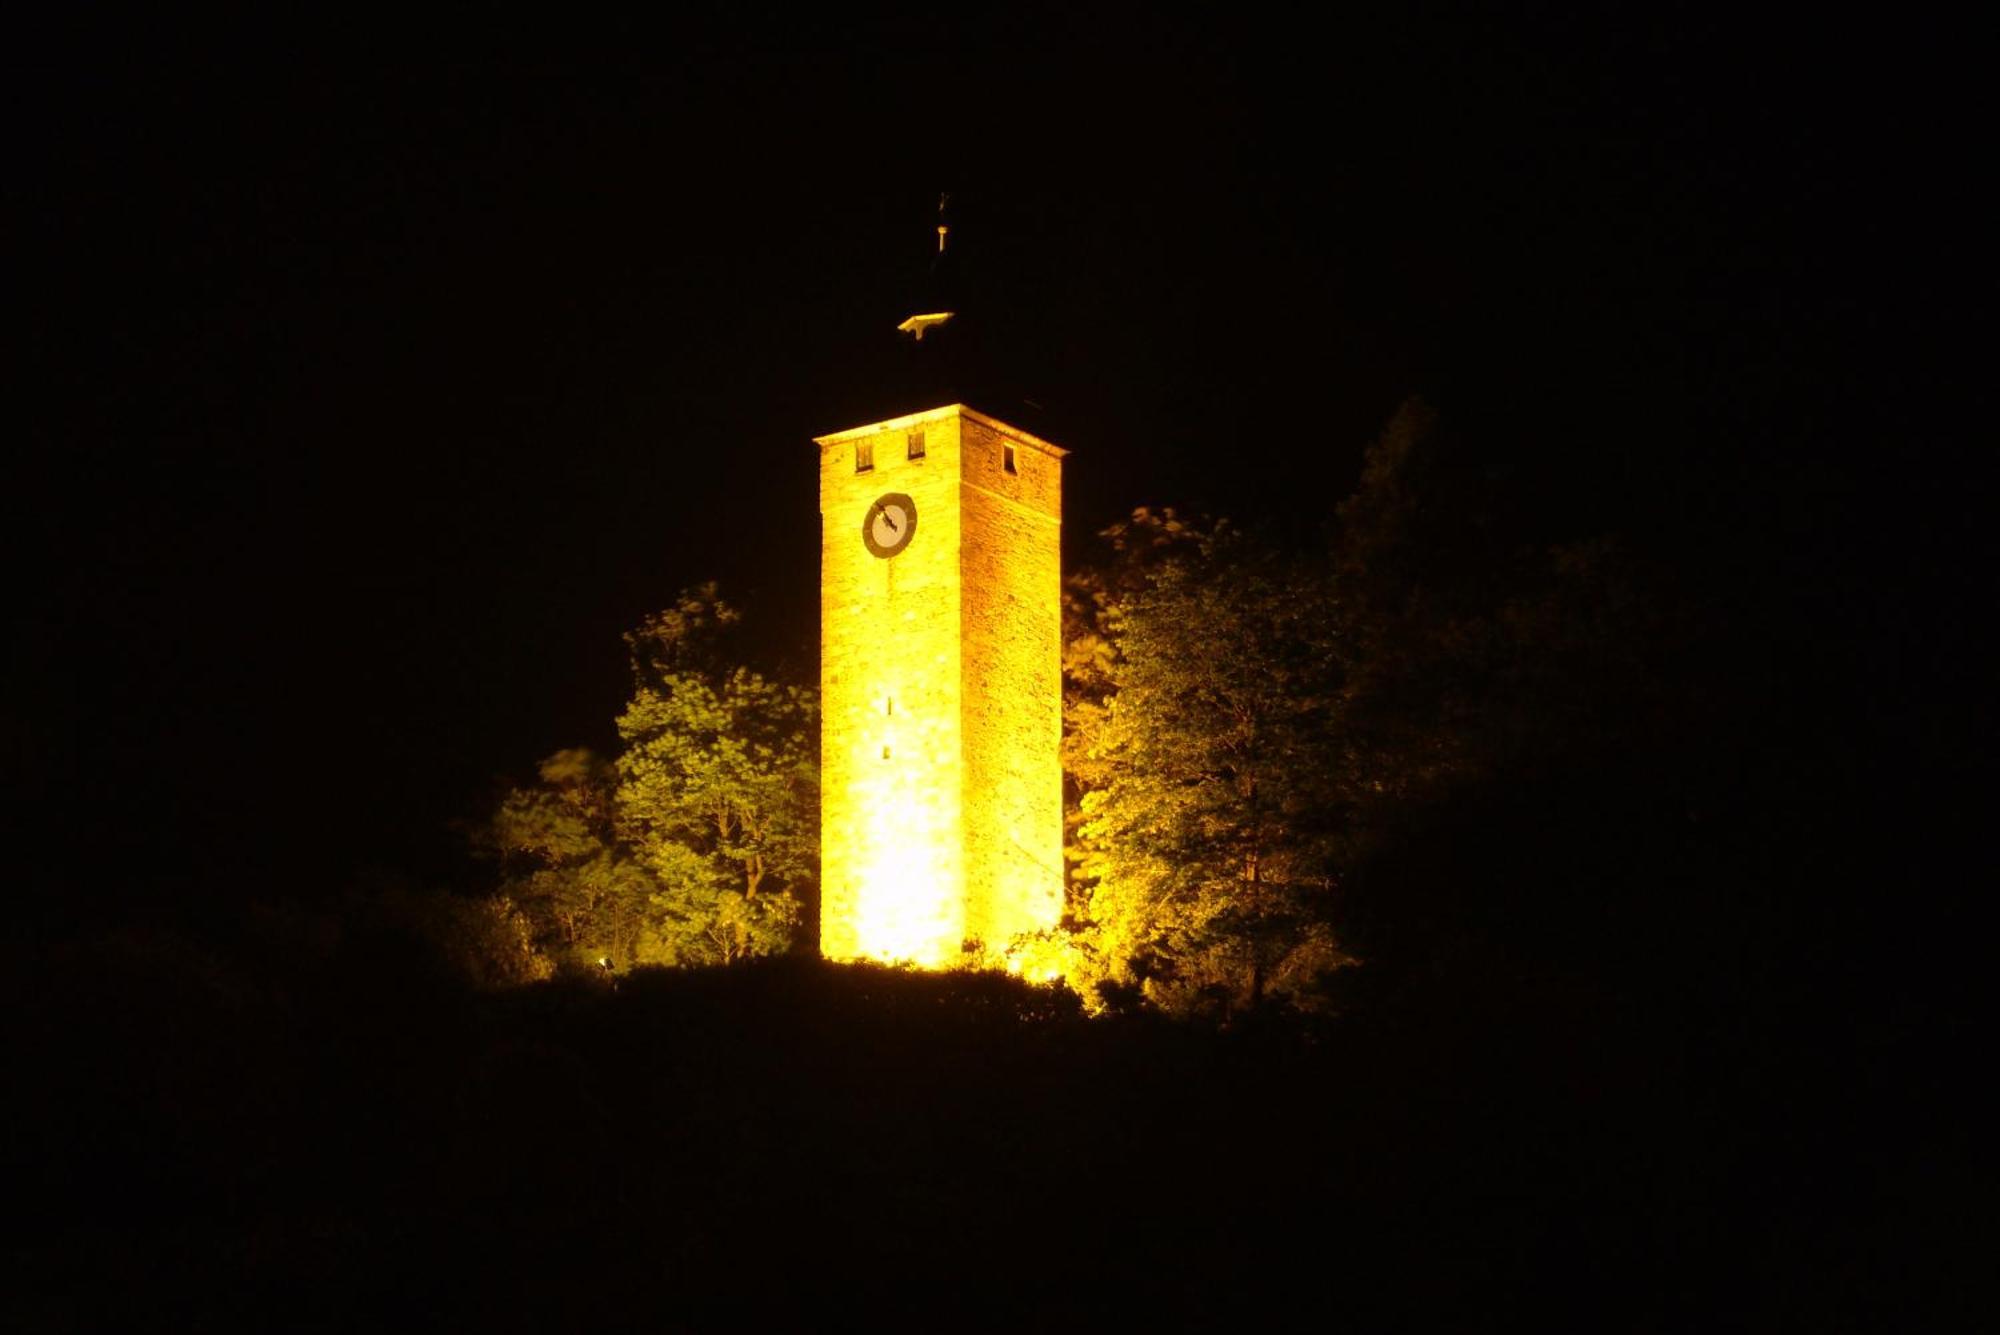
left=814, top=403, right=1069, bottom=459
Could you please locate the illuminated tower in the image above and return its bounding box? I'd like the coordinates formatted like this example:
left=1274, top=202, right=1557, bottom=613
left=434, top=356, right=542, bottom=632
left=815, top=402, right=1065, bottom=966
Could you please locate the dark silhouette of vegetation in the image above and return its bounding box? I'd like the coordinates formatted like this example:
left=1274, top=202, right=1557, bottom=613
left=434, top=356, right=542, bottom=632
left=7, top=921, right=1932, bottom=1329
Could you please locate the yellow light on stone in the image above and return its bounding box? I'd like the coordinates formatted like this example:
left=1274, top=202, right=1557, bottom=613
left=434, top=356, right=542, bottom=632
left=851, top=846, right=952, bottom=967
left=815, top=405, right=1066, bottom=968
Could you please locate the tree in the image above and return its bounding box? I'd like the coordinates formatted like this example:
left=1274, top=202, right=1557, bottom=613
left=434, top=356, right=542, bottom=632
left=346, top=871, right=555, bottom=988
left=1064, top=511, right=1352, bottom=1017
left=480, top=747, right=654, bottom=970
left=1326, top=399, right=1711, bottom=997
left=470, top=586, right=819, bottom=972
left=614, top=585, right=817, bottom=965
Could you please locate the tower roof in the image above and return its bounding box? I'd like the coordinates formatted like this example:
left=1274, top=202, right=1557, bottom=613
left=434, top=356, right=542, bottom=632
left=813, top=402, right=1068, bottom=458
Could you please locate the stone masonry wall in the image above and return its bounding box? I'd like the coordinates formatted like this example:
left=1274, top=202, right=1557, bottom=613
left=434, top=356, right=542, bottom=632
left=957, top=414, right=1064, bottom=951
left=817, top=409, right=965, bottom=962
left=815, top=405, right=1063, bottom=964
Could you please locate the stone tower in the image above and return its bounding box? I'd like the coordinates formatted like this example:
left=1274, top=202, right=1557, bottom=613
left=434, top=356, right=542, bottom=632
left=815, top=403, right=1065, bottom=966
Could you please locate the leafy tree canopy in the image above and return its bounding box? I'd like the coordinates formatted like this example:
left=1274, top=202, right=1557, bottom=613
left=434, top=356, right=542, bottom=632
left=1059, top=398, right=1693, bottom=1018
left=472, top=585, right=817, bottom=973
left=616, top=586, right=817, bottom=965
left=1064, top=511, right=1352, bottom=1017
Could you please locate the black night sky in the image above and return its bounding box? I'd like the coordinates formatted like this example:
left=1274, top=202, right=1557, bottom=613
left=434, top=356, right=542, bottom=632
left=22, top=16, right=1965, bottom=915
left=9, top=11, right=1982, bottom=1327
left=11, top=13, right=1974, bottom=926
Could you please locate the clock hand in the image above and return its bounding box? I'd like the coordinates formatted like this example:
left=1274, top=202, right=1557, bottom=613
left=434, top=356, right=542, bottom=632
left=881, top=511, right=898, bottom=533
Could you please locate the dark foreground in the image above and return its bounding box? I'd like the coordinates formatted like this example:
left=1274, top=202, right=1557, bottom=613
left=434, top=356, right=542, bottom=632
left=6, top=934, right=1944, bottom=1331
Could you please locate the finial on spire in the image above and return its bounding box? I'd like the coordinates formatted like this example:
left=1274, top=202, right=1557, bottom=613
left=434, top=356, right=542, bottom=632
left=936, top=192, right=951, bottom=255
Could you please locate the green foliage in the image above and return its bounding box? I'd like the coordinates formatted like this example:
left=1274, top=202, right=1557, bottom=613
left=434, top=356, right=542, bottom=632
left=615, top=586, right=817, bottom=965
left=480, top=748, right=654, bottom=970
left=1065, top=510, right=1352, bottom=1017
left=473, top=585, right=818, bottom=972
left=1060, top=398, right=1689, bottom=1017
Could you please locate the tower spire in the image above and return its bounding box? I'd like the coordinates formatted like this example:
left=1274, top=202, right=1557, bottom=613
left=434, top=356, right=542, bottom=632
left=896, top=192, right=957, bottom=341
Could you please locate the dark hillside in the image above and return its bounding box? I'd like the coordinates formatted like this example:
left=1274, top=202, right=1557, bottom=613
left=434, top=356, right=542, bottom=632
left=7, top=937, right=1937, bottom=1329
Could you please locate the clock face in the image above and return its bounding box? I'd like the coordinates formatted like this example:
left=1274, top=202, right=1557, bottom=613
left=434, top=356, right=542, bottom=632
left=862, top=492, right=917, bottom=558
